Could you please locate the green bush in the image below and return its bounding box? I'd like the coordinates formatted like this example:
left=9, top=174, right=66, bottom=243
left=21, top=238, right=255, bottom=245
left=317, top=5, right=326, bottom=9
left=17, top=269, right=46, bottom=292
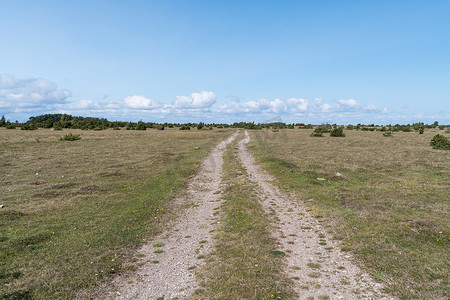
left=179, top=125, right=190, bottom=130
left=5, top=123, right=16, bottom=129
left=330, top=127, right=346, bottom=137
left=59, top=133, right=81, bottom=141
left=310, top=132, right=323, bottom=137
left=430, top=134, right=450, bottom=150
left=419, top=128, right=424, bottom=134
left=314, top=124, right=332, bottom=133
left=21, top=123, right=38, bottom=130
left=383, top=131, right=393, bottom=137
left=136, top=122, right=146, bottom=130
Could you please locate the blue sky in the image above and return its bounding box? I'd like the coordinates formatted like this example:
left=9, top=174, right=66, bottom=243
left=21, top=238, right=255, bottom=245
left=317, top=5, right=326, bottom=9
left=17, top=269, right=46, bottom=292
left=1, top=0, right=449, bottom=124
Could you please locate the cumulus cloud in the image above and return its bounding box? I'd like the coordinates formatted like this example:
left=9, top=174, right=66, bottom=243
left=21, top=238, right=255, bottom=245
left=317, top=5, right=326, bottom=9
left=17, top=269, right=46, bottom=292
left=0, top=75, right=71, bottom=109
left=174, top=91, right=216, bottom=109
left=334, top=98, right=388, bottom=115
left=321, top=103, right=331, bottom=112
left=216, top=98, right=309, bottom=115
left=0, top=75, right=395, bottom=124
left=124, top=95, right=161, bottom=109
left=338, top=98, right=359, bottom=108
left=286, top=98, right=308, bottom=111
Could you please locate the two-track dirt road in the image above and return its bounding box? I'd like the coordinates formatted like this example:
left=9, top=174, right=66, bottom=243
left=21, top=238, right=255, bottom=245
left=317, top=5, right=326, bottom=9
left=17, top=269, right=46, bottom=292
left=103, top=130, right=394, bottom=299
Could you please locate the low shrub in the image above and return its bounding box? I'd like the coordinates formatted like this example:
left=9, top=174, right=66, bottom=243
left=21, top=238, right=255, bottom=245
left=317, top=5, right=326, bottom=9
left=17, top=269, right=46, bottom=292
left=5, top=123, right=16, bottom=129
left=59, top=133, right=81, bottom=141
left=430, top=134, right=450, bottom=150
left=136, top=122, right=146, bottom=130
left=21, top=123, right=38, bottom=130
left=401, top=126, right=412, bottom=132
left=310, top=132, right=323, bottom=137
left=314, top=124, right=332, bottom=133
left=330, top=127, right=346, bottom=137
left=179, top=125, right=190, bottom=130
left=383, top=131, right=393, bottom=137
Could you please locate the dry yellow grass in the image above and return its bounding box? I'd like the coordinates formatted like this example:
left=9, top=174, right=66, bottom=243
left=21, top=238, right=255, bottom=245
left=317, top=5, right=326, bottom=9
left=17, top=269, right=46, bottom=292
left=249, top=128, right=449, bottom=299
left=0, top=127, right=231, bottom=299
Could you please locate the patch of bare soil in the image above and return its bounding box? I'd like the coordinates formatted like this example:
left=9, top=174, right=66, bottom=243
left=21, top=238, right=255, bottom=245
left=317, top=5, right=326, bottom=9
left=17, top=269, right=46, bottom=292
left=101, top=131, right=238, bottom=299
left=238, top=130, right=396, bottom=300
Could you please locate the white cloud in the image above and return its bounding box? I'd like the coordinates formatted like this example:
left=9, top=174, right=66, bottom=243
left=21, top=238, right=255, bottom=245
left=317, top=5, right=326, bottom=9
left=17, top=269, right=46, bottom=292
left=269, top=99, right=288, bottom=113
left=364, top=104, right=377, bottom=111
left=77, top=100, right=98, bottom=109
left=0, top=76, right=400, bottom=124
left=338, top=99, right=359, bottom=107
left=124, top=95, right=161, bottom=109
left=286, top=98, right=308, bottom=111
left=321, top=103, right=331, bottom=112
left=216, top=98, right=309, bottom=115
left=174, top=91, right=216, bottom=109
left=0, top=75, right=71, bottom=109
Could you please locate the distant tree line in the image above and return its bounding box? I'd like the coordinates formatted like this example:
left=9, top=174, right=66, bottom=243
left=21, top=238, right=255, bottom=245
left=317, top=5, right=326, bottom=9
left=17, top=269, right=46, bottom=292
left=0, top=114, right=448, bottom=132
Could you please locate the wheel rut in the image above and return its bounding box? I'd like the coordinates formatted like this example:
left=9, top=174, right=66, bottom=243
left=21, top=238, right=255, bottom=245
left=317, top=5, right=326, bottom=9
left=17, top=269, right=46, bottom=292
left=238, top=130, right=396, bottom=300
left=103, top=131, right=238, bottom=299
left=103, top=130, right=395, bottom=299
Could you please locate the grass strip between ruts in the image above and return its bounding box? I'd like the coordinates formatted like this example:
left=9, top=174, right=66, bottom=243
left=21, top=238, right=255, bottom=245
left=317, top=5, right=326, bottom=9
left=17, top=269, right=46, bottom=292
left=197, top=134, right=295, bottom=299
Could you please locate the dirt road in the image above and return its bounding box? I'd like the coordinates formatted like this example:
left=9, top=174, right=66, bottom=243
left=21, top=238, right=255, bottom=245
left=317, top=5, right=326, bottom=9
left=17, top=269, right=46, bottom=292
left=103, top=130, right=394, bottom=299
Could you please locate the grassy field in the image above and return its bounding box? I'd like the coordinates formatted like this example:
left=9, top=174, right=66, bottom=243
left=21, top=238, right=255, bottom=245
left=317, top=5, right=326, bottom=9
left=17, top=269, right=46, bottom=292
left=249, top=128, right=449, bottom=299
left=0, top=127, right=231, bottom=299
left=199, top=133, right=295, bottom=299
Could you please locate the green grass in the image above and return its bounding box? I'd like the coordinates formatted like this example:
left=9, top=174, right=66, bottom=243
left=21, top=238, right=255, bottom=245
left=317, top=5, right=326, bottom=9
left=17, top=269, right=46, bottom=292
left=199, top=133, right=295, bottom=299
left=249, top=129, right=449, bottom=299
left=0, top=127, right=231, bottom=299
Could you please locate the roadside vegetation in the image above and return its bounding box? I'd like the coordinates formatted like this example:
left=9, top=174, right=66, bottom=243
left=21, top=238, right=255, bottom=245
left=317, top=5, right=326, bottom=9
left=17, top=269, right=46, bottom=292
left=1, top=114, right=448, bottom=299
left=249, top=129, right=449, bottom=299
left=199, top=135, right=295, bottom=299
left=0, top=127, right=231, bottom=299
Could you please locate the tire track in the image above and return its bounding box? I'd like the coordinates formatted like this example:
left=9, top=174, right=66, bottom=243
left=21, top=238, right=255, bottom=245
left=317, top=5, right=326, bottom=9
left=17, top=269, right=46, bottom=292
left=238, top=130, right=395, bottom=300
left=103, top=131, right=238, bottom=299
